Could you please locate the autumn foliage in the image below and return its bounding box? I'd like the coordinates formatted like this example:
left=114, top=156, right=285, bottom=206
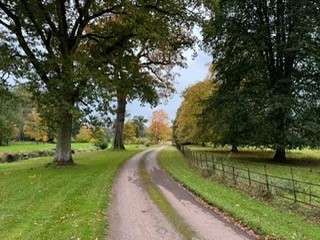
left=174, top=80, right=215, bottom=145
left=149, top=110, right=171, bottom=143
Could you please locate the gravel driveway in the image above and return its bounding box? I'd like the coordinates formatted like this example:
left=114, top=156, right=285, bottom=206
left=107, top=148, right=257, bottom=240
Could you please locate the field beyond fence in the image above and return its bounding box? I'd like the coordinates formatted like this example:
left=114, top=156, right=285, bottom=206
left=180, top=146, right=320, bottom=209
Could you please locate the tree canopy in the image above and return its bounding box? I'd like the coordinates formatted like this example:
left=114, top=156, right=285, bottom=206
left=202, top=0, right=320, bottom=160
left=174, top=79, right=215, bottom=145
left=0, top=0, right=200, bottom=164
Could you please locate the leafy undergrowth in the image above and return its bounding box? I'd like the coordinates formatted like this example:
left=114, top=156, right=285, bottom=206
left=158, top=147, right=320, bottom=240
left=0, top=146, right=142, bottom=240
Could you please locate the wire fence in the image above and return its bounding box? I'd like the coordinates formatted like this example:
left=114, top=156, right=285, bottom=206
left=179, top=146, right=320, bottom=208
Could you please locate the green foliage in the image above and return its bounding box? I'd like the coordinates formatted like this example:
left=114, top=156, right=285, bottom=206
left=24, top=109, right=50, bottom=142
left=75, top=126, right=93, bottom=143
left=202, top=0, right=320, bottom=157
left=91, top=128, right=110, bottom=150
left=0, top=85, right=20, bottom=145
left=132, top=116, right=148, bottom=138
left=174, top=79, right=215, bottom=145
left=124, top=121, right=137, bottom=144
left=0, top=0, right=200, bottom=162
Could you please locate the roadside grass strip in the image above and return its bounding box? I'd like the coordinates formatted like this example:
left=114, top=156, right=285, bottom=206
left=139, top=153, right=198, bottom=240
left=159, top=147, right=320, bottom=240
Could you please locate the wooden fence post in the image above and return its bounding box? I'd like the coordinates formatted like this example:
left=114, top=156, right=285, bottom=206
left=232, top=166, right=236, bottom=185
left=290, top=167, right=297, bottom=203
left=196, top=152, right=199, bottom=167
left=212, top=155, right=216, bottom=174
left=222, top=161, right=225, bottom=180
left=205, top=152, right=209, bottom=170
left=264, top=165, right=270, bottom=192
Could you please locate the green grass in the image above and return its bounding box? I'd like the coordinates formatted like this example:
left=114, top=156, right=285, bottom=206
left=0, top=146, right=142, bottom=240
left=139, top=154, right=196, bottom=240
left=0, top=142, right=97, bottom=156
left=187, top=145, right=320, bottom=187
left=159, top=147, right=320, bottom=240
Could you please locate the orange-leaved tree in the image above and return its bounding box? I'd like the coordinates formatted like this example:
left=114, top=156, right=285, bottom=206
left=149, top=110, right=171, bottom=143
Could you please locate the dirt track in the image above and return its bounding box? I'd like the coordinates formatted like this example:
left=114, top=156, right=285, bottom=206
left=107, top=148, right=257, bottom=240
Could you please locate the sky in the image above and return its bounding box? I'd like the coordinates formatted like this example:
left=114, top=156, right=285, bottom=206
left=127, top=50, right=212, bottom=122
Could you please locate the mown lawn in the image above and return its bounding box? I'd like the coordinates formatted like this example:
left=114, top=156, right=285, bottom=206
left=0, top=142, right=97, bottom=155
left=159, top=147, right=320, bottom=240
left=0, top=146, right=142, bottom=240
left=187, top=145, right=320, bottom=185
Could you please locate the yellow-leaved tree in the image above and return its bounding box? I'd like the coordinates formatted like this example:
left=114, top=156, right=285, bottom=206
left=75, top=126, right=94, bottom=143
left=174, top=79, right=216, bottom=145
left=24, top=109, right=49, bottom=142
left=149, top=110, right=171, bottom=143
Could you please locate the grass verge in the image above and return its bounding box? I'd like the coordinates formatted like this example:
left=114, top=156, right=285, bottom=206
left=138, top=153, right=197, bottom=240
left=0, top=146, right=141, bottom=240
left=158, top=147, right=320, bottom=240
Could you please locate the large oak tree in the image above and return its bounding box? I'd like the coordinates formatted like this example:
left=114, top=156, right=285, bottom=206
left=0, top=0, right=200, bottom=164
left=203, top=0, right=320, bottom=161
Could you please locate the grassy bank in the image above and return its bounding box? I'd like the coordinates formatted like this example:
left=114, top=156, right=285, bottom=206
left=139, top=154, right=196, bottom=240
left=187, top=145, right=320, bottom=186
left=0, top=146, right=141, bottom=240
left=0, top=142, right=96, bottom=155
left=159, top=147, right=320, bottom=240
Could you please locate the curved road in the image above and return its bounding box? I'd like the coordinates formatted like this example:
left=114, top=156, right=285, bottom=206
left=107, top=148, right=257, bottom=240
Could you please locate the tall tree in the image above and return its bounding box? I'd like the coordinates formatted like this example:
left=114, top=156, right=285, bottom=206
left=87, top=5, right=196, bottom=150
left=24, top=109, right=49, bottom=142
left=0, top=0, right=199, bottom=164
left=203, top=0, right=320, bottom=161
left=123, top=121, right=137, bottom=144
left=174, top=79, right=215, bottom=145
left=0, top=84, right=20, bottom=145
left=132, top=116, right=148, bottom=138
left=149, top=110, right=171, bottom=143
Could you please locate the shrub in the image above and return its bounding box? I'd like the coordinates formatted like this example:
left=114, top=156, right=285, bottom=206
left=75, top=126, right=93, bottom=143
left=91, top=128, right=110, bottom=150
left=4, top=154, right=18, bottom=162
left=96, top=142, right=108, bottom=150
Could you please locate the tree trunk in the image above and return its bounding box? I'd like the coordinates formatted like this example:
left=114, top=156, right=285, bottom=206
left=113, top=94, right=127, bottom=150
left=231, top=145, right=239, bottom=153
left=55, top=112, right=73, bottom=165
left=273, top=146, right=286, bottom=162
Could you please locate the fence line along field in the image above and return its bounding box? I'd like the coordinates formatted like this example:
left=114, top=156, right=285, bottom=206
left=180, top=146, right=320, bottom=209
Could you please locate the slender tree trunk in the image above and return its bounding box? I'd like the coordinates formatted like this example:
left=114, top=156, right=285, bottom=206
left=273, top=145, right=286, bottom=162
left=55, top=112, right=73, bottom=165
left=231, top=145, right=239, bottom=153
left=113, top=94, right=127, bottom=150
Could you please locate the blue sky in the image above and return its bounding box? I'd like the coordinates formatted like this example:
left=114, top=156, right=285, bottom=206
left=127, top=50, right=212, bottom=122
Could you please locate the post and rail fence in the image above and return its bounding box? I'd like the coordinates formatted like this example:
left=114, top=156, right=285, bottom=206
left=178, top=145, right=320, bottom=208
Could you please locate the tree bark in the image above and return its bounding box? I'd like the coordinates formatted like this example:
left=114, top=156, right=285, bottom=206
left=113, top=94, right=127, bottom=150
left=273, top=145, right=286, bottom=162
left=55, top=112, right=73, bottom=165
left=231, top=145, right=239, bottom=153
